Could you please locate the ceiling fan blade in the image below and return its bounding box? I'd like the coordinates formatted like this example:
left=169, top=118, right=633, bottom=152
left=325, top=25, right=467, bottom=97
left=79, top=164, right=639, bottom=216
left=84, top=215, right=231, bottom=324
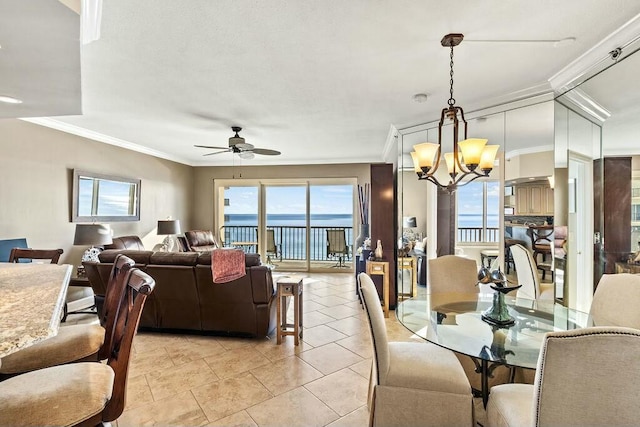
left=203, top=149, right=231, bottom=156
left=235, top=142, right=254, bottom=150
left=252, top=148, right=281, bottom=156
left=194, top=145, right=229, bottom=150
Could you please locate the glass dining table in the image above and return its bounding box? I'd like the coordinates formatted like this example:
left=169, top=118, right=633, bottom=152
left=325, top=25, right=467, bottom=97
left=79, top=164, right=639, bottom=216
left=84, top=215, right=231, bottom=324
left=395, top=291, right=593, bottom=407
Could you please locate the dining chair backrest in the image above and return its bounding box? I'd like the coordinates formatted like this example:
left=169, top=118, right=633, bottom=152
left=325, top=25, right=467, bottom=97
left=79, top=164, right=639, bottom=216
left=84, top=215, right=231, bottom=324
left=8, top=248, right=63, bottom=264
left=358, top=272, right=389, bottom=386
left=427, top=255, right=478, bottom=293
left=98, top=254, right=135, bottom=360
left=102, top=268, right=155, bottom=422
left=590, top=273, right=640, bottom=329
left=510, top=244, right=540, bottom=300
left=533, top=327, right=640, bottom=426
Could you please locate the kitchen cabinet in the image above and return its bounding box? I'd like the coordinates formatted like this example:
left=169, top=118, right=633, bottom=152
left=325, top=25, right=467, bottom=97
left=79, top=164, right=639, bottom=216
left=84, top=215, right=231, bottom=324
left=515, top=182, right=554, bottom=215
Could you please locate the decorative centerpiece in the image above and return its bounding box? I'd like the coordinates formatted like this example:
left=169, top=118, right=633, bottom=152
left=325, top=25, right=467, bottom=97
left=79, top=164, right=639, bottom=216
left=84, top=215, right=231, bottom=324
left=477, top=267, right=521, bottom=327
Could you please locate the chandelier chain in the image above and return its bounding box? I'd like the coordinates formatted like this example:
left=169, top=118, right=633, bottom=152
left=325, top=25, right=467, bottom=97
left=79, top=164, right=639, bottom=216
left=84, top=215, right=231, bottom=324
left=448, top=45, right=455, bottom=106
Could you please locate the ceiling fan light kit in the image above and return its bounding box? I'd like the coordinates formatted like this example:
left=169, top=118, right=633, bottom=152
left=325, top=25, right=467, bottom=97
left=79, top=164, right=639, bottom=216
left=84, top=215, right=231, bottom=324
left=194, top=126, right=281, bottom=158
left=410, top=33, right=499, bottom=193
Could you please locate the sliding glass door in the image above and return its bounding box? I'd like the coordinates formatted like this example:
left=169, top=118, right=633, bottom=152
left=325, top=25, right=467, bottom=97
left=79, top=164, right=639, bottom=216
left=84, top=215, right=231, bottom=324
left=214, top=179, right=355, bottom=272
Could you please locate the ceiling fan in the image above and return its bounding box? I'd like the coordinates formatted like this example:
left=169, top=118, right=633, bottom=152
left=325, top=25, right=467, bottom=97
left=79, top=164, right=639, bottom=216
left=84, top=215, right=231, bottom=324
left=194, top=126, right=281, bottom=159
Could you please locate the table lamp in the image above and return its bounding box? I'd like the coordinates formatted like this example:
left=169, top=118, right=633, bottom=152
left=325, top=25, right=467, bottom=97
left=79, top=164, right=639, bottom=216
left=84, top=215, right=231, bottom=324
left=158, top=219, right=181, bottom=252
left=73, top=223, right=113, bottom=266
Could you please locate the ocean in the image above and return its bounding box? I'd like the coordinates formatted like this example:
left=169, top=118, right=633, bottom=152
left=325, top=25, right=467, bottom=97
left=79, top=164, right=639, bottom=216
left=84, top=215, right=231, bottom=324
left=225, top=213, right=353, bottom=227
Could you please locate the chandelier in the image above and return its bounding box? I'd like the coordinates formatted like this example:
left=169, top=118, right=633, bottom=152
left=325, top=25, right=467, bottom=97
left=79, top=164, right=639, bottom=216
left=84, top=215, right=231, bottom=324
left=411, top=33, right=499, bottom=193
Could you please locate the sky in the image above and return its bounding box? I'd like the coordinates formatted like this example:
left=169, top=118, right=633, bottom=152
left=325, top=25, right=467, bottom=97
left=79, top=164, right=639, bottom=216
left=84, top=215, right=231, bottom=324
left=224, top=185, right=353, bottom=215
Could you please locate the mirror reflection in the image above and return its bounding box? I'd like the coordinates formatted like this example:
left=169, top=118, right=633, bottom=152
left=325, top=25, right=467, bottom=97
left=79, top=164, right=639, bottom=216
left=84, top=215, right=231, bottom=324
left=72, top=169, right=141, bottom=222
left=556, top=42, right=640, bottom=312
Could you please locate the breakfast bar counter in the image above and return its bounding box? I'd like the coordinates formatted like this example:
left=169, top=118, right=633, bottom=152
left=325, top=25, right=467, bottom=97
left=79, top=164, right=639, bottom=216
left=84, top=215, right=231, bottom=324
left=0, top=263, right=72, bottom=358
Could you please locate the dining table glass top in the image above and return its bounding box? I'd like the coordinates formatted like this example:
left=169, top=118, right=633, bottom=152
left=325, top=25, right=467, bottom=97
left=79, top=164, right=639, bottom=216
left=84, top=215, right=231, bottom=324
left=396, top=291, right=593, bottom=370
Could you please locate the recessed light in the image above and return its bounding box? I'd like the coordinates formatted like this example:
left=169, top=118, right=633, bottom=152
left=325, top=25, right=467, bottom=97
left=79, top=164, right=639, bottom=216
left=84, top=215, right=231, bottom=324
left=412, top=93, right=429, bottom=103
left=0, top=95, right=23, bottom=104
left=528, top=177, right=536, bottom=180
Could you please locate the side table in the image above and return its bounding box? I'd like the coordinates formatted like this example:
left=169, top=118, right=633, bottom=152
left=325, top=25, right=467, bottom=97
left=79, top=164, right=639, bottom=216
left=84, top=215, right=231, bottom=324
left=397, top=257, right=417, bottom=298
left=276, top=277, right=303, bottom=345
left=366, top=260, right=389, bottom=317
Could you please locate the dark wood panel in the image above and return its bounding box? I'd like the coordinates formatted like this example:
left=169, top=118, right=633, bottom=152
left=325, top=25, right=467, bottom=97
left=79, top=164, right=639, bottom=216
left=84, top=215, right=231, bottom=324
left=595, top=157, right=631, bottom=286
left=370, top=164, right=396, bottom=308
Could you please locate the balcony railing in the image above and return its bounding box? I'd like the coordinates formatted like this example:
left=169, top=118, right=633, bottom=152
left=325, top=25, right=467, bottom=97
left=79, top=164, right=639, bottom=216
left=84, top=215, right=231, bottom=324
left=222, top=225, right=354, bottom=261
left=457, top=227, right=500, bottom=243
left=222, top=225, right=495, bottom=262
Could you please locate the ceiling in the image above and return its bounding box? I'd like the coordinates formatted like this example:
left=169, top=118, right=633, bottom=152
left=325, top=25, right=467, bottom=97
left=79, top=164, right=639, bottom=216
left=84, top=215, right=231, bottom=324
left=2, top=1, right=640, bottom=166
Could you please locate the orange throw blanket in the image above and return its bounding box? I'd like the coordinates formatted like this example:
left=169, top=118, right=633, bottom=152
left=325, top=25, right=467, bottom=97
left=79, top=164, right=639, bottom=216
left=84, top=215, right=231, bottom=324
left=211, top=248, right=246, bottom=283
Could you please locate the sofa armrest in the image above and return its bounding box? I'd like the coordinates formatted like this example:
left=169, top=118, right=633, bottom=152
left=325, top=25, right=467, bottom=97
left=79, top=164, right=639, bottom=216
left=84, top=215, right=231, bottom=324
left=249, top=266, right=275, bottom=304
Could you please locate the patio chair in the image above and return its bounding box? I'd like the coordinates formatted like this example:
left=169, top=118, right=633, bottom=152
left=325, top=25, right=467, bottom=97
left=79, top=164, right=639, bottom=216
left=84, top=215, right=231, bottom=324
left=266, top=228, right=281, bottom=263
left=327, top=229, right=349, bottom=267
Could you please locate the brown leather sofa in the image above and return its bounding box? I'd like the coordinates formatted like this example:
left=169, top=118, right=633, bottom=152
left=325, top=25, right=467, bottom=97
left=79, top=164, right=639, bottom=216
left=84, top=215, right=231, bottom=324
left=83, top=250, right=277, bottom=337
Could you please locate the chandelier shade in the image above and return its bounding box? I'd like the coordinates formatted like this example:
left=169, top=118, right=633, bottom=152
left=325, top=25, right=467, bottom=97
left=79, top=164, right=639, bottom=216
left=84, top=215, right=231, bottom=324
left=411, top=33, right=499, bottom=192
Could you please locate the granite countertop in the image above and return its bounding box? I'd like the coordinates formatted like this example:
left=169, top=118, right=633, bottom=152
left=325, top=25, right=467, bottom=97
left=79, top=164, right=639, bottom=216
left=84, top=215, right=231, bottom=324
left=0, top=263, right=72, bottom=358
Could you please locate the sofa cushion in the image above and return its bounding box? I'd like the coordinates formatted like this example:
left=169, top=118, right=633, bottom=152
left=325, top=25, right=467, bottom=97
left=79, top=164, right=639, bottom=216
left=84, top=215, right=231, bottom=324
left=99, top=249, right=153, bottom=265
left=149, top=251, right=198, bottom=266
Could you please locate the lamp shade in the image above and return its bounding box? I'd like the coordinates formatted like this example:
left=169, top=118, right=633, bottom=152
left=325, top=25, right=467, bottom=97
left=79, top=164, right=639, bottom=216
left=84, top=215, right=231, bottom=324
left=403, top=217, right=417, bottom=228
left=158, top=219, right=181, bottom=235
left=73, top=223, right=112, bottom=246
left=413, top=142, right=440, bottom=171
left=458, top=138, right=488, bottom=167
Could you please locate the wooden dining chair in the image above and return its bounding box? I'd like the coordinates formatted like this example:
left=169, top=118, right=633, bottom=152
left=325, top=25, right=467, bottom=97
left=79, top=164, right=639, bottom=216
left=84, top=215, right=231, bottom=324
left=358, top=273, right=473, bottom=426
left=0, top=268, right=155, bottom=426
left=8, top=248, right=63, bottom=264
left=486, top=327, right=640, bottom=427
left=0, top=254, right=135, bottom=377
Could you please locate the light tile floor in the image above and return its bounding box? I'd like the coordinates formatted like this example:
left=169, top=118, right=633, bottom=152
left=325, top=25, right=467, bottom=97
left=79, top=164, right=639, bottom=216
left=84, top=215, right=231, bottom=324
left=64, top=272, right=486, bottom=426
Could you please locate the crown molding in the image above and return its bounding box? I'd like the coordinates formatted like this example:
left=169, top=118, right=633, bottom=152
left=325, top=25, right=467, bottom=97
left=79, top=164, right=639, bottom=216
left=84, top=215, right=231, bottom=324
left=549, top=12, right=640, bottom=93
left=21, top=117, right=193, bottom=165
left=381, top=124, right=399, bottom=163
left=557, top=88, right=611, bottom=124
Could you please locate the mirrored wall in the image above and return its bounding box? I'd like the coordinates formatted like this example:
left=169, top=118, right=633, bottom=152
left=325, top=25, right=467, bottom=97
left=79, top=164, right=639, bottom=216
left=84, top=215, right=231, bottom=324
left=556, top=40, right=640, bottom=311
left=397, top=98, right=556, bottom=296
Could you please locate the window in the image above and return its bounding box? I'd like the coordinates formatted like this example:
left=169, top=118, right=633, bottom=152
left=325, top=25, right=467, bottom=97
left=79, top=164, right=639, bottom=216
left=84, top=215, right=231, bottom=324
left=456, top=181, right=499, bottom=243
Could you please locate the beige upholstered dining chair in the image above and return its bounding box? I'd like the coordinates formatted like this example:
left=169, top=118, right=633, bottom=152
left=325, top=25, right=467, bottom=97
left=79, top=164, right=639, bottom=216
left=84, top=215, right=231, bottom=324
left=486, top=327, right=640, bottom=427
left=427, top=255, right=512, bottom=395
left=358, top=273, right=473, bottom=426
left=428, top=255, right=478, bottom=293
left=0, top=254, right=135, bottom=376
left=589, top=273, right=640, bottom=329
left=509, top=244, right=554, bottom=300
left=0, top=268, right=155, bottom=426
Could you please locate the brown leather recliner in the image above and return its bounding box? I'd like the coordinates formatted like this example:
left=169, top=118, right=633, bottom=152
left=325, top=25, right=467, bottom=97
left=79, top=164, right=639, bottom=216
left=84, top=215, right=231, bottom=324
left=104, top=235, right=145, bottom=250
left=184, top=230, right=219, bottom=252
left=83, top=249, right=276, bottom=338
